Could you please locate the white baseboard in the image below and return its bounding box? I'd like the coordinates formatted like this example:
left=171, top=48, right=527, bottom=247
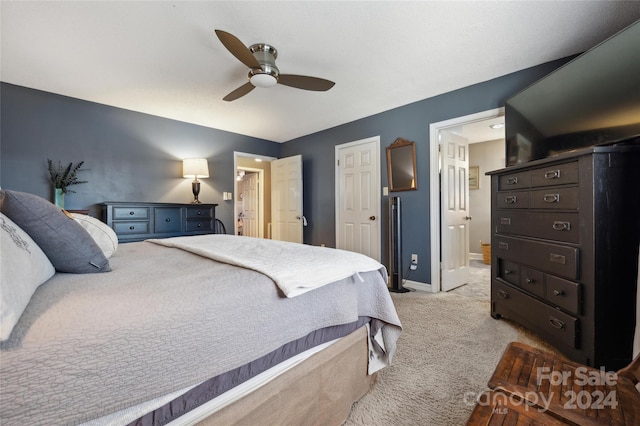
left=469, top=252, right=483, bottom=261
left=398, top=255, right=486, bottom=294
left=402, top=279, right=434, bottom=293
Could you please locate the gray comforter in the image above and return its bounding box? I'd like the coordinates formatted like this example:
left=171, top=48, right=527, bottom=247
left=0, top=239, right=402, bottom=425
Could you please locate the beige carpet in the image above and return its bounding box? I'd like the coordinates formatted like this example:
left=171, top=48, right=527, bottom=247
left=343, top=264, right=559, bottom=425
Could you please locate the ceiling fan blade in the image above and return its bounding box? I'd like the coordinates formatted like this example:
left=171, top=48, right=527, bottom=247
left=278, top=75, right=335, bottom=91
left=223, top=82, right=255, bottom=102
left=215, top=30, right=261, bottom=69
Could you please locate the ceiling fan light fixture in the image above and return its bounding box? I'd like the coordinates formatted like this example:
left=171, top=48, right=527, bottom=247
left=249, top=67, right=279, bottom=88
left=250, top=72, right=278, bottom=88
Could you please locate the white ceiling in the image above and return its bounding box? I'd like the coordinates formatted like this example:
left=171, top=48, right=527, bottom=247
left=2, top=1, right=639, bottom=143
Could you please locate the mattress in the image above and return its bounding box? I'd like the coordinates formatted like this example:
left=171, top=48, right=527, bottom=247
left=124, top=318, right=370, bottom=425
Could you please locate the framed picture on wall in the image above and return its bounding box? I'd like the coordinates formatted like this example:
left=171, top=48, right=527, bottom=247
left=469, top=166, right=479, bottom=190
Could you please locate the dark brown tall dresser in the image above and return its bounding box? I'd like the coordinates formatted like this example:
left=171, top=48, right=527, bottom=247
left=488, top=143, right=640, bottom=370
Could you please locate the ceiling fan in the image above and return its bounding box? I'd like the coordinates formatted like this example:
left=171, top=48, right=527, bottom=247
left=215, top=30, right=335, bottom=101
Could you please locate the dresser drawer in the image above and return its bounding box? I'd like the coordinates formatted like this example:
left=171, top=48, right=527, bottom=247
left=497, top=259, right=520, bottom=286
left=498, top=171, right=530, bottom=190
left=113, top=207, right=150, bottom=220
left=530, top=161, right=579, bottom=187
left=496, top=211, right=579, bottom=243
left=545, top=275, right=581, bottom=315
left=186, top=219, right=212, bottom=232
left=493, top=280, right=578, bottom=350
left=520, top=266, right=545, bottom=299
left=113, top=221, right=150, bottom=235
left=530, top=188, right=579, bottom=210
left=496, top=191, right=529, bottom=209
left=186, top=206, right=213, bottom=219
left=495, top=236, right=578, bottom=280
left=154, top=208, right=182, bottom=233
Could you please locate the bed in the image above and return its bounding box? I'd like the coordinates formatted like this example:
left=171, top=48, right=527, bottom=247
left=0, top=190, right=402, bottom=426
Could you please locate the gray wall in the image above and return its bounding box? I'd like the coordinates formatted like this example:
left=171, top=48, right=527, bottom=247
left=280, top=58, right=570, bottom=283
left=0, top=83, right=280, bottom=230
left=1, top=57, right=569, bottom=285
left=469, top=139, right=505, bottom=256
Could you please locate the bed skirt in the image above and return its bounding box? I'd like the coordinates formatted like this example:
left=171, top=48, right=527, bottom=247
left=193, top=325, right=375, bottom=426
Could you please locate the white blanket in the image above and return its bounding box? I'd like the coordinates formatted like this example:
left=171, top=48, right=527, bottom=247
left=148, top=235, right=387, bottom=297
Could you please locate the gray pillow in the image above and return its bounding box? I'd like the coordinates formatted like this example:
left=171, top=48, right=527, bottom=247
left=0, top=190, right=111, bottom=273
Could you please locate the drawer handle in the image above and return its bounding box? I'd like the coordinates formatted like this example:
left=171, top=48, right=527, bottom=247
left=197, top=211, right=202, bottom=216
left=498, top=242, right=509, bottom=250
left=543, top=193, right=560, bottom=203
left=506, top=177, right=518, bottom=185
left=504, top=269, right=513, bottom=275
left=552, top=221, right=571, bottom=231
left=553, top=289, right=564, bottom=296
left=504, top=196, right=517, bottom=204
left=129, top=211, right=135, bottom=215
left=500, top=217, right=511, bottom=225
left=497, top=290, right=509, bottom=299
left=549, top=253, right=566, bottom=265
left=544, top=170, right=561, bottom=179
left=548, top=317, right=565, bottom=330
left=129, top=226, right=135, bottom=230
left=165, top=218, right=171, bottom=222
left=525, top=277, right=534, bottom=284
left=197, top=223, right=202, bottom=228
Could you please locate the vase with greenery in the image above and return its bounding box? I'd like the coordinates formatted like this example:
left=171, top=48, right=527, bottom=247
left=47, top=159, right=87, bottom=208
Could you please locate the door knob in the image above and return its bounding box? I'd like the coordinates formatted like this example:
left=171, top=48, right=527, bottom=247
left=369, top=216, right=376, bottom=221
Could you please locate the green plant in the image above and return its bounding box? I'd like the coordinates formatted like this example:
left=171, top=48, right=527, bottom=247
left=47, top=159, right=87, bottom=193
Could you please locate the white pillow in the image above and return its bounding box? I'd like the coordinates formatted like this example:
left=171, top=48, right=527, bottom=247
left=0, top=212, right=55, bottom=341
left=71, top=213, right=118, bottom=258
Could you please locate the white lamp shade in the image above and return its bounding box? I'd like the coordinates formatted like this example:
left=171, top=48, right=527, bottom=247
left=183, top=158, right=210, bottom=179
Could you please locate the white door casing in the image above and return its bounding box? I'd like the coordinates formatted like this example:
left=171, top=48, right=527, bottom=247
left=440, top=130, right=470, bottom=291
left=335, top=137, right=381, bottom=261
left=429, top=108, right=504, bottom=292
left=271, top=155, right=303, bottom=243
left=233, top=152, right=276, bottom=237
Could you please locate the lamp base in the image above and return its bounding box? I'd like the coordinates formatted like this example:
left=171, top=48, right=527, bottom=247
left=191, top=181, right=202, bottom=204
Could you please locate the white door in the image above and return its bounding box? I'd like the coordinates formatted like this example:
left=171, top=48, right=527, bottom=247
left=271, top=155, right=303, bottom=243
left=243, top=172, right=260, bottom=238
left=336, top=137, right=381, bottom=261
left=440, top=130, right=471, bottom=291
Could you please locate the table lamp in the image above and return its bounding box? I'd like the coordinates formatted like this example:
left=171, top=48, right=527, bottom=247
left=182, top=158, right=209, bottom=204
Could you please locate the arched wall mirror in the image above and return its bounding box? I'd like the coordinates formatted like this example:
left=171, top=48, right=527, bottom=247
left=387, top=138, right=417, bottom=191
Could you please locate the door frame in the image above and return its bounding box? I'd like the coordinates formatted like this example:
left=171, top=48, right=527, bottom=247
left=334, top=136, right=381, bottom=261
left=237, top=166, right=264, bottom=238
left=233, top=151, right=276, bottom=237
left=429, top=108, right=504, bottom=292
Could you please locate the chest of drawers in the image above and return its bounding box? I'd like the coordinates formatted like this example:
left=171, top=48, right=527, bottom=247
left=102, top=202, right=217, bottom=242
left=488, top=144, right=640, bottom=370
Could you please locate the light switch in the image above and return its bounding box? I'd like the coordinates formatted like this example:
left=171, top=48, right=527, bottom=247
left=383, top=187, right=389, bottom=196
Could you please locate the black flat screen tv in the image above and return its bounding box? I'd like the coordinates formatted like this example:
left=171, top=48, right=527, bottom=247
left=505, top=21, right=640, bottom=167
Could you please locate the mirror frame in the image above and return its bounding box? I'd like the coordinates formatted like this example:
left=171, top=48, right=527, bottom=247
left=386, top=137, right=418, bottom=192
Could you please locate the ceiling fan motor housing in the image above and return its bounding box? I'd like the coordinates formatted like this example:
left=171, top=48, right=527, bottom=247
left=248, top=43, right=279, bottom=87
